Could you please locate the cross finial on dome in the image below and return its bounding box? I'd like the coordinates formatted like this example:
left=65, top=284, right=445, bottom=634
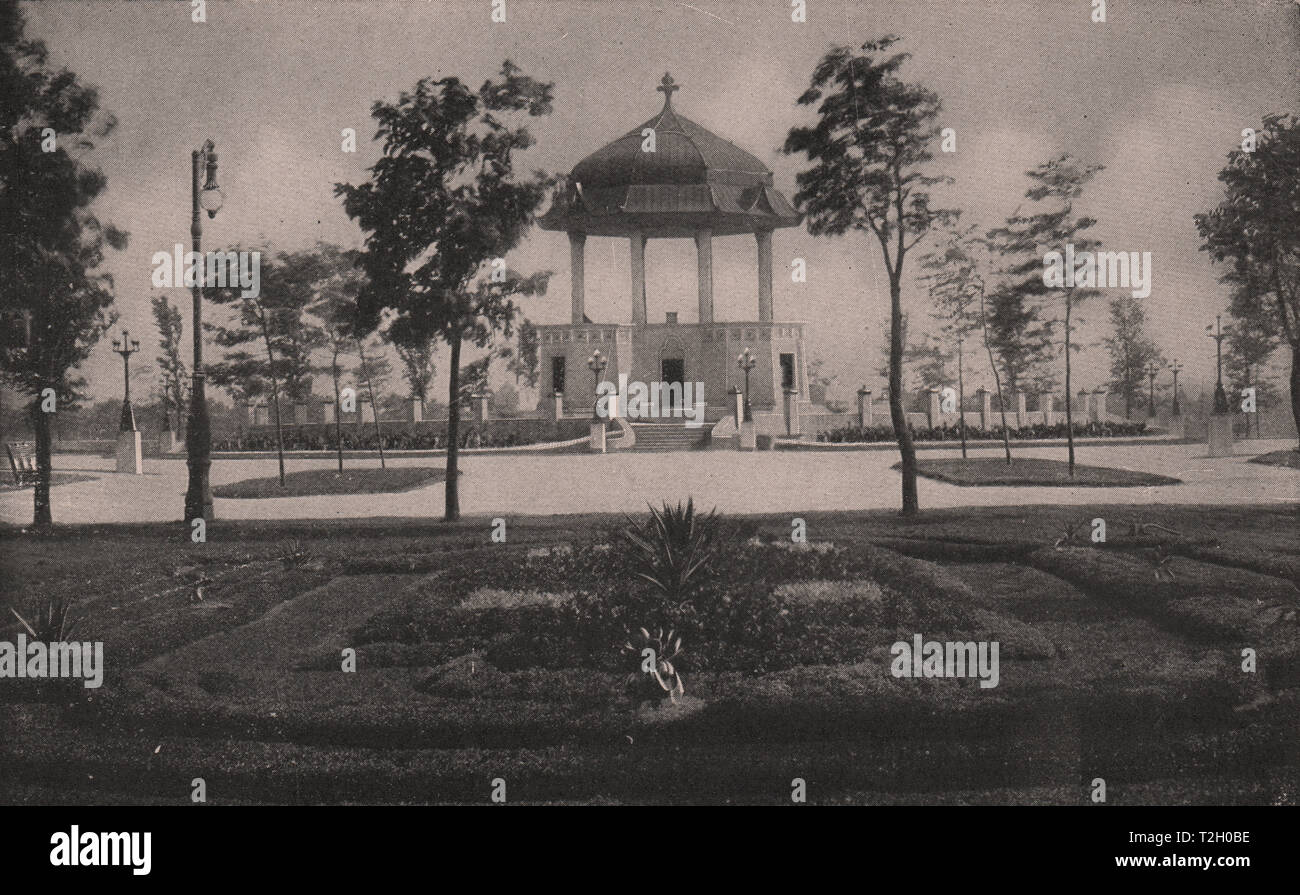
left=657, top=73, right=680, bottom=105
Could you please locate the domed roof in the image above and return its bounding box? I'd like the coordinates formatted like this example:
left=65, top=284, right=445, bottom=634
left=540, top=74, right=800, bottom=238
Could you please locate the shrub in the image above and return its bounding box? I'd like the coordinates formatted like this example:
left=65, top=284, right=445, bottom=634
left=10, top=596, right=80, bottom=641
left=619, top=499, right=728, bottom=612
left=817, top=420, right=1149, bottom=443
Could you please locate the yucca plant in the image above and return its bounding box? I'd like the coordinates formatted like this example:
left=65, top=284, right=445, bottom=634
left=623, top=626, right=685, bottom=704
left=620, top=498, right=725, bottom=610
left=276, top=538, right=312, bottom=570
left=10, top=595, right=79, bottom=641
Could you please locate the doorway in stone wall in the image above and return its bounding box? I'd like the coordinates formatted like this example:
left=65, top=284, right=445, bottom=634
left=660, top=358, right=684, bottom=413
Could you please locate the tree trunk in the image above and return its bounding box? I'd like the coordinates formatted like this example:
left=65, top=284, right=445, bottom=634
left=1290, top=342, right=1300, bottom=450
left=31, top=399, right=52, bottom=527
left=889, top=279, right=919, bottom=514
left=445, top=336, right=462, bottom=521
left=957, top=340, right=967, bottom=459
left=1064, top=297, right=1075, bottom=476
left=979, top=290, right=1012, bottom=464
left=357, top=341, right=386, bottom=470
left=261, top=327, right=287, bottom=487
left=332, top=353, right=344, bottom=474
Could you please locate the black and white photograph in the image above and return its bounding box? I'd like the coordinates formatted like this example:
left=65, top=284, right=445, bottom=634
left=0, top=0, right=1296, bottom=859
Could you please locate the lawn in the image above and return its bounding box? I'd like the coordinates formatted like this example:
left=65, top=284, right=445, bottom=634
left=0, top=504, right=1295, bottom=805
left=212, top=466, right=447, bottom=498
left=1249, top=449, right=1300, bottom=470
left=898, top=457, right=1182, bottom=487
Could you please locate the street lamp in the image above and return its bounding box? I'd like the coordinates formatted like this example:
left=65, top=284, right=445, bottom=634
left=586, top=350, right=607, bottom=419
left=1169, top=360, right=1182, bottom=416
left=1144, top=362, right=1161, bottom=418
left=1206, top=315, right=1228, bottom=414
left=111, top=329, right=141, bottom=432
left=185, top=140, right=223, bottom=524
left=737, top=347, right=757, bottom=422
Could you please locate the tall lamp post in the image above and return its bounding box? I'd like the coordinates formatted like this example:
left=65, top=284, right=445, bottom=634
left=184, top=140, right=224, bottom=524
left=112, top=330, right=141, bottom=432
left=586, top=350, right=607, bottom=419
left=1169, top=360, right=1182, bottom=416
left=737, top=347, right=757, bottom=422
left=1144, top=362, right=1161, bottom=418
left=1206, top=315, right=1229, bottom=414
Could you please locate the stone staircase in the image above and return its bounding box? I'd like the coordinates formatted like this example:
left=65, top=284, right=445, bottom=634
left=629, top=421, right=708, bottom=452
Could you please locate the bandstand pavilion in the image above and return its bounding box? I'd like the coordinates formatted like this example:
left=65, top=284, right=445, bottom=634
left=536, top=73, right=808, bottom=431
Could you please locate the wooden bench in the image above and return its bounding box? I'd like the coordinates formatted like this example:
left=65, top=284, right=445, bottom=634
left=6, top=441, right=38, bottom=486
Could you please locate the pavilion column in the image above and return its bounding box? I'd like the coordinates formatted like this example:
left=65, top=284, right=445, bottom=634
left=630, top=231, right=647, bottom=325
left=756, top=229, right=773, bottom=322
left=569, top=232, right=586, bottom=324
left=695, top=228, right=713, bottom=324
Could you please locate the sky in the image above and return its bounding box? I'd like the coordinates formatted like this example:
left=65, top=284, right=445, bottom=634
left=21, top=0, right=1300, bottom=407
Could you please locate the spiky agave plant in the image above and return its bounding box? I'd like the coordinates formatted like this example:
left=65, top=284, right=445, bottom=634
left=620, top=498, right=725, bottom=610
left=623, top=626, right=685, bottom=704
left=10, top=595, right=79, bottom=641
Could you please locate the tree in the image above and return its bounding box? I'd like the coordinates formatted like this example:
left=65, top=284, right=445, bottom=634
left=1225, top=316, right=1279, bottom=408
left=987, top=155, right=1104, bottom=476
left=351, top=337, right=391, bottom=468
left=1195, top=114, right=1300, bottom=445
left=919, top=226, right=1012, bottom=462
left=1103, top=295, right=1164, bottom=418
left=307, top=244, right=366, bottom=472
left=337, top=61, right=555, bottom=520
left=390, top=334, right=436, bottom=407
left=504, top=318, right=539, bottom=389
left=491, top=381, right=520, bottom=416
left=150, top=294, right=188, bottom=432
left=207, top=247, right=325, bottom=486
left=919, top=226, right=985, bottom=457
left=784, top=37, right=957, bottom=514
left=0, top=5, right=127, bottom=525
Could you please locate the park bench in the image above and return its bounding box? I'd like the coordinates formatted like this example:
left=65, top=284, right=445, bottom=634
left=6, top=441, right=38, bottom=486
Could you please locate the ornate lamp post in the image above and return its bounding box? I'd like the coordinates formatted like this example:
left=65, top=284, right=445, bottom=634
left=1206, top=315, right=1228, bottom=414
left=185, top=140, right=224, bottom=524
left=1169, top=360, right=1182, bottom=416
left=586, top=349, right=607, bottom=419
left=1144, top=362, right=1161, bottom=418
left=737, top=347, right=757, bottom=422
left=111, top=330, right=141, bottom=432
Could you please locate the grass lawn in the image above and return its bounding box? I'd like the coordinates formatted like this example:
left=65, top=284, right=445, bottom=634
left=898, top=457, right=1182, bottom=487
left=213, top=466, right=446, bottom=499
left=1249, top=449, right=1300, bottom=470
left=1, top=503, right=1295, bottom=805
left=0, top=472, right=98, bottom=493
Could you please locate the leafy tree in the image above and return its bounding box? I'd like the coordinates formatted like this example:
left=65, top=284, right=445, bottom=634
left=207, top=247, right=326, bottom=486
left=1103, top=295, right=1164, bottom=418
left=983, top=282, right=1054, bottom=397
left=1225, top=312, right=1279, bottom=409
left=351, top=337, right=391, bottom=468
left=337, top=61, right=555, bottom=520
left=1195, top=114, right=1300, bottom=444
left=491, top=381, right=520, bottom=416
left=919, top=238, right=979, bottom=456
left=390, top=334, right=436, bottom=406
left=784, top=37, right=957, bottom=514
left=306, top=243, right=365, bottom=472
left=987, top=155, right=1104, bottom=475
left=503, top=318, right=539, bottom=389
left=919, top=226, right=1012, bottom=461
left=0, top=5, right=127, bottom=525
left=150, top=295, right=188, bottom=432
